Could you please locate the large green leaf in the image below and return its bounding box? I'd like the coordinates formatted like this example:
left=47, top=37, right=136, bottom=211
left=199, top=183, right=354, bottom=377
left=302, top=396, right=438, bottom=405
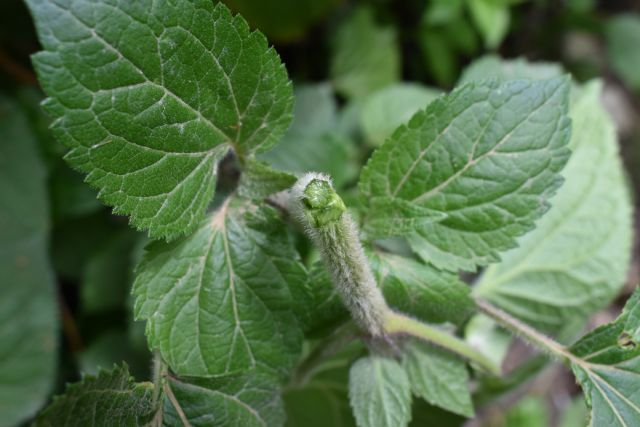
left=33, top=364, right=155, bottom=427
left=606, top=14, right=640, bottom=91
left=133, top=201, right=305, bottom=378
left=569, top=289, right=640, bottom=426
left=360, top=78, right=571, bottom=272
left=475, top=82, right=632, bottom=332
left=371, top=252, right=475, bottom=325
left=26, top=0, right=293, bottom=239
left=349, top=356, right=412, bottom=427
left=401, top=341, right=474, bottom=417
left=330, top=7, right=400, bottom=99
left=164, top=373, right=285, bottom=427
left=0, top=97, right=58, bottom=426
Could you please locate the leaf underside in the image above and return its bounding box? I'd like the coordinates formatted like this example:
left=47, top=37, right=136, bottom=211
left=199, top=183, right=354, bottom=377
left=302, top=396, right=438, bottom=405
left=476, top=81, right=632, bottom=333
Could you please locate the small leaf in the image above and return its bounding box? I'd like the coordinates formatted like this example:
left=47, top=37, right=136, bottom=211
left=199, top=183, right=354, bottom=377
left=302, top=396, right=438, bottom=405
left=504, top=396, right=550, bottom=427
left=467, top=0, right=510, bottom=49
left=371, top=252, right=475, bottom=325
left=360, top=84, right=441, bottom=147
left=402, top=341, right=474, bottom=417
left=26, top=0, right=293, bottom=239
left=459, top=55, right=563, bottom=85
left=0, top=97, right=58, bottom=426
left=260, top=84, right=357, bottom=188
left=284, top=343, right=360, bottom=427
left=301, top=262, right=349, bottom=336
left=606, top=14, right=640, bottom=91
left=81, top=231, right=138, bottom=314
left=475, top=82, right=632, bottom=332
left=569, top=289, right=640, bottom=427
left=330, top=7, right=400, bottom=99
left=133, top=200, right=305, bottom=378
left=360, top=78, right=572, bottom=272
left=164, top=373, right=285, bottom=427
left=237, top=158, right=297, bottom=199
left=33, top=364, right=156, bottom=427
left=349, top=356, right=412, bottom=427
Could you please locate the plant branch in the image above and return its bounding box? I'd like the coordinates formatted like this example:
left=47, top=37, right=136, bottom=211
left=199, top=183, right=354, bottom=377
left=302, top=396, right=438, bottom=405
left=164, top=381, right=192, bottom=427
left=384, top=310, right=501, bottom=375
left=152, top=351, right=166, bottom=405
left=474, top=298, right=574, bottom=364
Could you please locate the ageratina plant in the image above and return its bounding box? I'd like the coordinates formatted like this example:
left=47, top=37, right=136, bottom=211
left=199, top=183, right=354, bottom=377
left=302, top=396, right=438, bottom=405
left=18, top=0, right=637, bottom=426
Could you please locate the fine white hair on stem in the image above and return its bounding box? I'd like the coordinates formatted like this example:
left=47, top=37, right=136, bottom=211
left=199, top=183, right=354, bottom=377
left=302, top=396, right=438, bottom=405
left=290, top=172, right=389, bottom=336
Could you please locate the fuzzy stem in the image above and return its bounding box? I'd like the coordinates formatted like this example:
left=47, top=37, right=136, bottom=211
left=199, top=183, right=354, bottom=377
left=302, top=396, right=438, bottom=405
left=290, top=174, right=498, bottom=373
left=290, top=174, right=389, bottom=336
left=384, top=311, right=501, bottom=375
left=474, top=298, right=574, bottom=364
left=151, top=351, right=166, bottom=405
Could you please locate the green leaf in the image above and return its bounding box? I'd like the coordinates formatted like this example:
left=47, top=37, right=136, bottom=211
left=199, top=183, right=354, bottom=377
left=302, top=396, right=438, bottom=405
left=371, top=252, right=475, bottom=325
left=402, top=341, right=474, bottom=417
left=503, top=396, right=550, bottom=427
left=164, top=373, right=285, bottom=427
left=330, top=7, right=400, bottom=99
left=459, top=55, right=563, bottom=85
left=360, top=78, right=572, bottom=272
left=133, top=200, right=305, bottom=378
left=302, top=262, right=349, bottom=336
left=50, top=161, right=102, bottom=220
left=569, top=289, right=640, bottom=427
left=363, top=197, right=446, bottom=239
left=606, top=14, right=640, bottom=91
left=467, top=0, right=510, bottom=49
left=558, top=398, right=588, bottom=427
left=237, top=158, right=297, bottom=199
left=349, top=356, right=412, bottom=427
left=284, top=344, right=359, bottom=427
left=0, top=97, right=58, bottom=426
left=26, top=0, right=293, bottom=239
left=360, top=84, right=441, bottom=147
left=260, top=84, right=357, bottom=188
left=34, top=364, right=156, bottom=427
left=475, top=81, right=632, bottom=332
left=81, top=231, right=138, bottom=314
left=78, top=331, right=146, bottom=378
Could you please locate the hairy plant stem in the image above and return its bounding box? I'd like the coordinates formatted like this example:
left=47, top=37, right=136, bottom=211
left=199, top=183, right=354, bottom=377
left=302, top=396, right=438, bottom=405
left=474, top=297, right=575, bottom=364
left=290, top=173, right=499, bottom=374
left=384, top=310, right=500, bottom=375
left=151, top=351, right=166, bottom=405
